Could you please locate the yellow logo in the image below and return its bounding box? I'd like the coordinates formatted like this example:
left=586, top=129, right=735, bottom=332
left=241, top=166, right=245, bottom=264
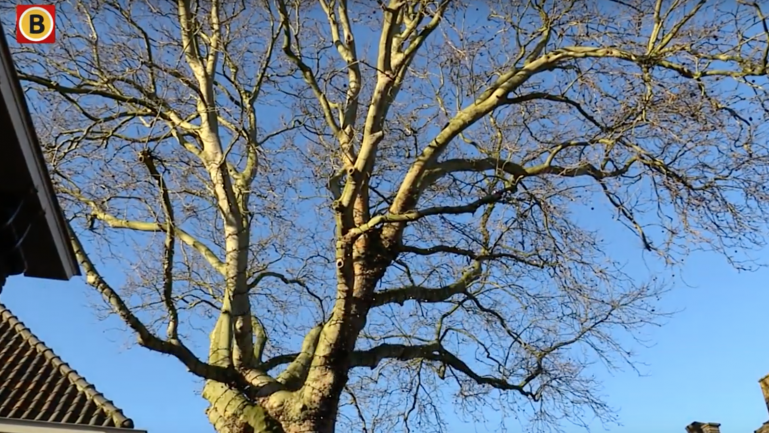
left=16, top=5, right=56, bottom=44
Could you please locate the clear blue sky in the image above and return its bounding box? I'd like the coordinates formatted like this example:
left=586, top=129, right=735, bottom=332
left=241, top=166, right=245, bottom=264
left=2, top=2, right=769, bottom=433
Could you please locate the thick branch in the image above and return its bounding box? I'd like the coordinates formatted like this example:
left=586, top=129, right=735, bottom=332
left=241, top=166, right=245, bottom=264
left=318, top=0, right=361, bottom=131
left=372, top=262, right=481, bottom=307
left=350, top=342, right=539, bottom=398
left=393, top=1, right=450, bottom=73
left=176, top=0, right=206, bottom=79
left=557, top=45, right=768, bottom=78
left=275, top=324, right=323, bottom=390
left=376, top=0, right=402, bottom=74
left=388, top=51, right=574, bottom=216
left=252, top=315, right=267, bottom=364
left=206, top=0, right=222, bottom=79
left=421, top=155, right=637, bottom=193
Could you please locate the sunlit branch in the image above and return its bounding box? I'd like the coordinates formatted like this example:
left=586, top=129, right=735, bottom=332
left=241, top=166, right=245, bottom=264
left=275, top=324, right=323, bottom=390
left=372, top=262, right=481, bottom=307
left=420, top=154, right=637, bottom=191
left=71, top=192, right=226, bottom=274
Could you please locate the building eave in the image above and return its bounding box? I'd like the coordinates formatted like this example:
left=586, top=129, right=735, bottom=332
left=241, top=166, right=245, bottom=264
left=0, top=418, right=146, bottom=433
left=0, top=23, right=79, bottom=280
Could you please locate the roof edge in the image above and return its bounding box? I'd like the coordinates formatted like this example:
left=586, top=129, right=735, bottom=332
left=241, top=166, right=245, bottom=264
left=0, top=23, right=80, bottom=279
left=0, top=304, right=134, bottom=429
left=0, top=417, right=146, bottom=433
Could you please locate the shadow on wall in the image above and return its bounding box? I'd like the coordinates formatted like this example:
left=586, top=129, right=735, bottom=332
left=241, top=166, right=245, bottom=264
left=685, top=374, right=769, bottom=433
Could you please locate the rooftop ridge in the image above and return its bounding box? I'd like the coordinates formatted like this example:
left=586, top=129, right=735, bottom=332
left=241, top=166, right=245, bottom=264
left=0, top=303, right=134, bottom=429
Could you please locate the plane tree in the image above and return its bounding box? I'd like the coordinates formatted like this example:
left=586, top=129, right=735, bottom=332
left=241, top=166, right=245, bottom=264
left=8, top=0, right=768, bottom=432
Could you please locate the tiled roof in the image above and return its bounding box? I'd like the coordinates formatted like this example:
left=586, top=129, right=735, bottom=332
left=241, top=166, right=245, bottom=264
left=0, top=303, right=135, bottom=429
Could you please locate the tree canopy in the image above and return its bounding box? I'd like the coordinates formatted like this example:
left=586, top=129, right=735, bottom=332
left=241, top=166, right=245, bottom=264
left=6, top=0, right=768, bottom=432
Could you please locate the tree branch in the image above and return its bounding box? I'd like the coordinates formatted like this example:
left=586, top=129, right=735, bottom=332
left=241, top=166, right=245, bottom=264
left=275, top=324, right=323, bottom=390
left=275, top=0, right=340, bottom=134
left=139, top=149, right=180, bottom=340
left=247, top=270, right=326, bottom=318
left=18, top=73, right=197, bottom=130
left=350, top=184, right=520, bottom=238
left=372, top=262, right=481, bottom=307
left=389, top=38, right=765, bottom=220
left=498, top=92, right=607, bottom=132
left=70, top=226, right=235, bottom=384
left=252, top=315, right=267, bottom=365
left=81, top=202, right=226, bottom=274
left=350, top=342, right=540, bottom=399
left=398, top=244, right=551, bottom=268
left=420, top=154, right=638, bottom=193
left=393, top=1, right=451, bottom=74
left=388, top=49, right=576, bottom=217
left=557, top=45, right=768, bottom=77
left=176, top=0, right=206, bottom=78
left=318, top=0, right=361, bottom=131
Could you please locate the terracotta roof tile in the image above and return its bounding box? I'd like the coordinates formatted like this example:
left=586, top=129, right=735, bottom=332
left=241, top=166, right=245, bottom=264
left=0, top=303, right=135, bottom=429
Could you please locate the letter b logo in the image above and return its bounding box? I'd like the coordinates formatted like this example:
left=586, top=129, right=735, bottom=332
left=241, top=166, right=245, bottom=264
left=16, top=5, right=56, bottom=44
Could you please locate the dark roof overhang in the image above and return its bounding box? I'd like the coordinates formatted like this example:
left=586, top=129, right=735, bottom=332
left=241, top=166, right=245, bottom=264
left=0, top=23, right=79, bottom=281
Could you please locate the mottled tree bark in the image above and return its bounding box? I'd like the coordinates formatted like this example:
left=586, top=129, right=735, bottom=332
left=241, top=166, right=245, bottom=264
left=203, top=382, right=284, bottom=433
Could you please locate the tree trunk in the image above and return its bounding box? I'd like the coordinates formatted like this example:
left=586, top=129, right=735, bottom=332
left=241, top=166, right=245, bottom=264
left=203, top=377, right=340, bottom=433
left=203, top=381, right=286, bottom=433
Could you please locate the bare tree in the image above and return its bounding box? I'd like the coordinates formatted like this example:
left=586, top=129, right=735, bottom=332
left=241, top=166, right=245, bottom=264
left=6, top=0, right=767, bottom=432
